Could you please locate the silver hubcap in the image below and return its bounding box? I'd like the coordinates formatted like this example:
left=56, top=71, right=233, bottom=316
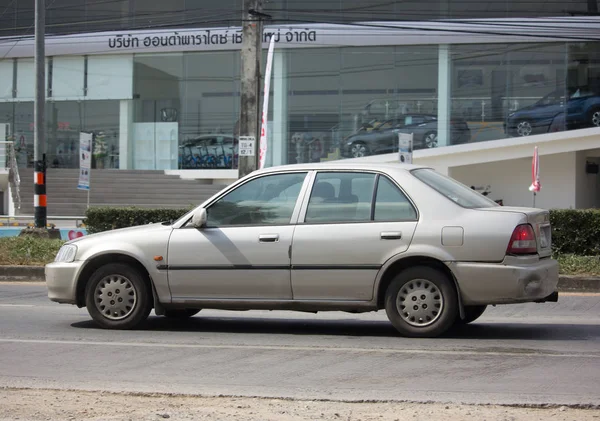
left=351, top=144, right=367, bottom=157
left=425, top=133, right=438, bottom=148
left=592, top=111, right=600, bottom=127
left=396, top=279, right=444, bottom=327
left=94, top=275, right=137, bottom=320
left=517, top=121, right=532, bottom=136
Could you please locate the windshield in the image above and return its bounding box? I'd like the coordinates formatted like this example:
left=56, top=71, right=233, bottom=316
left=411, top=168, right=499, bottom=209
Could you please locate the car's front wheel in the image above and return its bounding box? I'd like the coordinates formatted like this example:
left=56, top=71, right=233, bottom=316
left=516, top=120, right=533, bottom=136
left=350, top=142, right=369, bottom=158
left=455, top=305, right=487, bottom=325
left=423, top=131, right=438, bottom=148
left=589, top=107, right=600, bottom=128
left=85, top=263, right=153, bottom=329
left=384, top=266, right=458, bottom=338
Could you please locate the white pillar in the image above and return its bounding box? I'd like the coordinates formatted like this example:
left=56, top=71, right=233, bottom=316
left=119, top=99, right=133, bottom=169
left=271, top=49, right=288, bottom=167
left=437, top=44, right=451, bottom=148
left=7, top=184, right=15, bottom=216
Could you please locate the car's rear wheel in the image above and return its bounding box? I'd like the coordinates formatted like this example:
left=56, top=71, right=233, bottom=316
left=516, top=120, right=533, bottom=136
left=455, top=305, right=487, bottom=325
left=84, top=263, right=152, bottom=330
left=163, top=309, right=201, bottom=319
left=423, top=131, right=438, bottom=148
left=384, top=266, right=458, bottom=338
left=350, top=142, right=369, bottom=158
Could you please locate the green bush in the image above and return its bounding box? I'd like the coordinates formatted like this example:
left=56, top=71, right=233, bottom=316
left=556, top=254, right=600, bottom=276
left=0, top=237, right=64, bottom=265
left=84, top=207, right=192, bottom=234
left=549, top=209, right=600, bottom=256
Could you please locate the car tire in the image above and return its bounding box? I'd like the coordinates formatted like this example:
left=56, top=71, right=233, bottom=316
left=516, top=120, right=533, bottom=136
left=84, top=263, right=153, bottom=330
left=163, top=309, right=201, bottom=319
left=589, top=107, right=600, bottom=128
left=384, top=266, right=458, bottom=338
left=350, top=142, right=369, bottom=158
left=423, top=131, right=438, bottom=148
left=455, top=305, right=487, bottom=325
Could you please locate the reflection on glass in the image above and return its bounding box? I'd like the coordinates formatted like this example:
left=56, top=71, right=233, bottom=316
left=305, top=172, right=376, bottom=223
left=133, top=51, right=240, bottom=170
left=206, top=172, right=307, bottom=226
left=286, top=46, right=439, bottom=163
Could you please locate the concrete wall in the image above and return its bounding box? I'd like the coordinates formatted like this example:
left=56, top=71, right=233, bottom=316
left=449, top=152, right=577, bottom=209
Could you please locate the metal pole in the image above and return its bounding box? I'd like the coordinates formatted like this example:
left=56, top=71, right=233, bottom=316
left=34, top=0, right=47, bottom=228
left=238, top=0, right=263, bottom=178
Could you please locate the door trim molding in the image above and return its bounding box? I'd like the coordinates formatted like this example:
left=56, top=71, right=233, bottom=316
left=160, top=264, right=382, bottom=271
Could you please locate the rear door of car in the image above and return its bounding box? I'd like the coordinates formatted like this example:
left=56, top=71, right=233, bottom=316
left=290, top=170, right=419, bottom=301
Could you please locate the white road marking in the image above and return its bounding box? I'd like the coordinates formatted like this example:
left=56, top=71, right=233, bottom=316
left=0, top=304, right=35, bottom=307
left=0, top=338, right=597, bottom=358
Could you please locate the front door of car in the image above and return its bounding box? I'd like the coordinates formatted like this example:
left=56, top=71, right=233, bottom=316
left=533, top=91, right=564, bottom=126
left=290, top=171, right=419, bottom=301
left=166, top=171, right=309, bottom=301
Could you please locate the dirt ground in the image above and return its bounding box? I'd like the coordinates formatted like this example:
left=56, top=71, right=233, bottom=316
left=0, top=388, right=598, bottom=421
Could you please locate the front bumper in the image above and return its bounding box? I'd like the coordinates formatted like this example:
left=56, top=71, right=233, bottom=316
left=45, top=261, right=85, bottom=305
left=449, top=256, right=559, bottom=306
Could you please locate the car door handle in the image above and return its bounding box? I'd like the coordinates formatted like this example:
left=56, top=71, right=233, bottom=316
left=380, top=231, right=402, bottom=240
left=259, top=234, right=279, bottom=243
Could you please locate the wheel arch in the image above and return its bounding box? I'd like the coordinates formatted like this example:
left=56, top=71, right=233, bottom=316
left=374, top=255, right=465, bottom=319
left=75, top=253, right=162, bottom=314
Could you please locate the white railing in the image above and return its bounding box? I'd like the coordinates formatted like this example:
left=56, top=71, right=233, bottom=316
left=0, top=141, right=21, bottom=211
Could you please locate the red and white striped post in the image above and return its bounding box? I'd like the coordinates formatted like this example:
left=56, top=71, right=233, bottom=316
left=34, top=155, right=47, bottom=226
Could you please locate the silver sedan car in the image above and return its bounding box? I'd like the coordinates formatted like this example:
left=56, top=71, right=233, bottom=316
left=45, top=162, right=559, bottom=338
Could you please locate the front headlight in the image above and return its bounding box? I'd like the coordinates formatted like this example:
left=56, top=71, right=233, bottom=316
left=54, top=244, right=78, bottom=263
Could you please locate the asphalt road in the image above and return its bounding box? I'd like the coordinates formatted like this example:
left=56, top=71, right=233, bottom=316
left=1, top=282, right=599, bottom=407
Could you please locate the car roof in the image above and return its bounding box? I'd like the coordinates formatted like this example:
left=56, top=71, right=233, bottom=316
left=253, top=161, right=430, bottom=175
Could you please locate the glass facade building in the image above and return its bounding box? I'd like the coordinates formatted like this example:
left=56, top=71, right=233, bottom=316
left=0, top=1, right=599, bottom=172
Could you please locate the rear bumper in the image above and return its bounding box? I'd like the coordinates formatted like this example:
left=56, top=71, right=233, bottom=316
left=448, top=257, right=559, bottom=305
left=45, top=261, right=85, bottom=305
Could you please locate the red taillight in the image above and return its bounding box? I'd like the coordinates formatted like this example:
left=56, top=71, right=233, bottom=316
left=506, top=224, right=537, bottom=255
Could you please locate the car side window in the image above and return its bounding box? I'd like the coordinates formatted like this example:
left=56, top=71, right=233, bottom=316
left=304, top=172, right=376, bottom=223
left=206, top=172, right=307, bottom=227
left=374, top=176, right=418, bottom=221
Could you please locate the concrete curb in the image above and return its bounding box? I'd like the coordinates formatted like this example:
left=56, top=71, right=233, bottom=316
left=557, top=275, right=600, bottom=292
left=0, top=266, right=599, bottom=292
left=0, top=266, right=45, bottom=282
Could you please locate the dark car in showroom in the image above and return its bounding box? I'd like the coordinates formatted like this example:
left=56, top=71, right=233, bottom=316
left=340, top=113, right=471, bottom=158
left=505, top=87, right=600, bottom=137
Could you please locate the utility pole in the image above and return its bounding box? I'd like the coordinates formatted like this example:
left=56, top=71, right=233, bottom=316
left=238, top=0, right=263, bottom=178
left=34, top=0, right=47, bottom=228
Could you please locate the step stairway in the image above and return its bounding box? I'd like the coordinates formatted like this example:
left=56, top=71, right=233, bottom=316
left=16, top=169, right=228, bottom=216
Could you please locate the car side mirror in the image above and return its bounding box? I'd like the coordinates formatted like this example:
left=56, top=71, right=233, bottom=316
left=191, top=208, right=207, bottom=228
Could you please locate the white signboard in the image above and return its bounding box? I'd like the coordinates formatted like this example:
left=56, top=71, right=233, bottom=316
left=239, top=136, right=256, bottom=157
left=77, top=132, right=92, bottom=190
left=398, top=132, right=413, bottom=164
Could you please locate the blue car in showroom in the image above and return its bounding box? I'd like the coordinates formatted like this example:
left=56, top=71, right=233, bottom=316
left=505, top=87, right=600, bottom=137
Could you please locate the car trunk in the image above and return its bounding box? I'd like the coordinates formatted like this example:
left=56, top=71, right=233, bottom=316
left=476, top=206, right=552, bottom=258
